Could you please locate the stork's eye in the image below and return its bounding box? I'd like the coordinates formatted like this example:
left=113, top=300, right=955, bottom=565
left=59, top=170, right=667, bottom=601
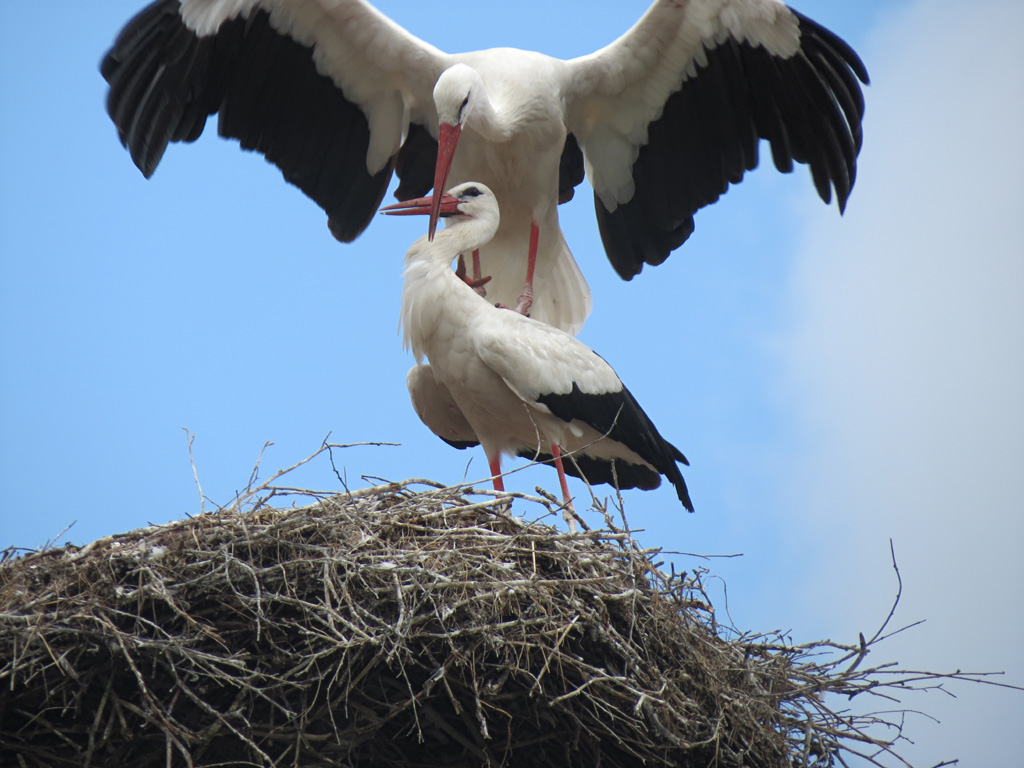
left=458, top=94, right=470, bottom=121
left=461, top=186, right=482, bottom=198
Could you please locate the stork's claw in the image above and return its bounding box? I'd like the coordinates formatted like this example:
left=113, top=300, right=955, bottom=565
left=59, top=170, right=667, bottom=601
left=455, top=255, right=492, bottom=297
left=468, top=275, right=492, bottom=296
left=495, top=301, right=530, bottom=318
left=514, top=289, right=533, bottom=317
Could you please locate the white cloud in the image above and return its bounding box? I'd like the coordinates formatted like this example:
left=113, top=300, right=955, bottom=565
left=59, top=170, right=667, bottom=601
left=780, top=0, right=1024, bottom=763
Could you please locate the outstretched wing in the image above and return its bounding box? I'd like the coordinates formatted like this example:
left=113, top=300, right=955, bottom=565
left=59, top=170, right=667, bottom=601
left=102, top=0, right=450, bottom=242
left=566, top=0, right=868, bottom=278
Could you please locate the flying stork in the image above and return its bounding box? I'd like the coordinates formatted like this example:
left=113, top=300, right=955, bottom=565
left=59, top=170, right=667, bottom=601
left=103, top=0, right=868, bottom=333
left=384, top=183, right=693, bottom=531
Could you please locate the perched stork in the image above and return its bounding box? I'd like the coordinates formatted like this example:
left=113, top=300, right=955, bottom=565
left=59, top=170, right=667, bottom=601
left=103, top=0, right=868, bottom=333
left=384, top=183, right=693, bottom=531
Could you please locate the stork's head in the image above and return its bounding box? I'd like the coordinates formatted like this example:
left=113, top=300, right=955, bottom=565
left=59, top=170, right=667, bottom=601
left=381, top=182, right=500, bottom=253
left=430, top=65, right=481, bottom=239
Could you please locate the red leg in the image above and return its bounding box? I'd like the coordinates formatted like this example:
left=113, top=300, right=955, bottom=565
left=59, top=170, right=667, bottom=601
left=514, top=221, right=538, bottom=316
left=470, top=248, right=489, bottom=297
left=550, top=444, right=576, bottom=533
left=489, top=454, right=505, bottom=493
left=472, top=249, right=483, bottom=283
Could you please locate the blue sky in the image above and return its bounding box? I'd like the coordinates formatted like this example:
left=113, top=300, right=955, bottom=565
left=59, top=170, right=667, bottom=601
left=1, top=0, right=1021, bottom=763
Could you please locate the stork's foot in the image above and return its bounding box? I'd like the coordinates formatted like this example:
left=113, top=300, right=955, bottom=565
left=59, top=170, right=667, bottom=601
left=495, top=301, right=530, bottom=317
left=455, top=255, right=492, bottom=297
left=562, top=506, right=578, bottom=534
left=514, top=289, right=533, bottom=317
left=468, top=276, right=492, bottom=296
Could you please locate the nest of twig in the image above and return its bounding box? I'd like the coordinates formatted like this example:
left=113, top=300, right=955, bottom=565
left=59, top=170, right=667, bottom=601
left=0, top=474, right=1001, bottom=767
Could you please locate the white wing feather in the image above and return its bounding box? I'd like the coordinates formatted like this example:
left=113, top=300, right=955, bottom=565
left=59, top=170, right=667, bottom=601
left=179, top=0, right=452, bottom=170
left=474, top=313, right=622, bottom=406
left=565, top=0, right=800, bottom=209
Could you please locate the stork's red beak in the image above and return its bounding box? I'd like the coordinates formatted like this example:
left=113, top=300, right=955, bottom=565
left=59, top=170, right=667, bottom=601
left=430, top=122, right=461, bottom=240
left=380, top=192, right=461, bottom=221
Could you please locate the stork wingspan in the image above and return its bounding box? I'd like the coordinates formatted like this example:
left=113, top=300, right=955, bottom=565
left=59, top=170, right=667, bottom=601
left=104, top=0, right=867, bottom=331
left=102, top=0, right=448, bottom=242
left=567, top=0, right=868, bottom=278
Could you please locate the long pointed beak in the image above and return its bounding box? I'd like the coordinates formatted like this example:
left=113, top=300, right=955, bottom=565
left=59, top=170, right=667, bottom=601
left=430, top=122, right=461, bottom=240
left=380, top=193, right=460, bottom=219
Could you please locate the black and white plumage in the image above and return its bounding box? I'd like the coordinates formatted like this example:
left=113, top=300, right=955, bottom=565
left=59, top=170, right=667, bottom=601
left=407, top=362, right=682, bottom=494
left=102, top=0, right=868, bottom=333
left=385, top=183, right=692, bottom=530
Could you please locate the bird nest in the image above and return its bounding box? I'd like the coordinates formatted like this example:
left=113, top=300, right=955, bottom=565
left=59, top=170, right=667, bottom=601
left=0, top=472, right=996, bottom=767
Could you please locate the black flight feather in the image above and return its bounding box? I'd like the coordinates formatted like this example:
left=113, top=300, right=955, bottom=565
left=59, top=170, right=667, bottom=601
left=102, top=0, right=417, bottom=244
left=536, top=383, right=692, bottom=511
left=597, top=7, right=868, bottom=280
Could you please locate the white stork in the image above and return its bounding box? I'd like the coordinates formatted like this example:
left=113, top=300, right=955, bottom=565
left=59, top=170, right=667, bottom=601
left=384, top=183, right=693, bottom=531
left=102, top=0, right=868, bottom=334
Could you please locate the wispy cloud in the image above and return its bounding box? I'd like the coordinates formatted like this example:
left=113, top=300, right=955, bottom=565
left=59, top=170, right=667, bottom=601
left=781, top=0, right=1024, bottom=762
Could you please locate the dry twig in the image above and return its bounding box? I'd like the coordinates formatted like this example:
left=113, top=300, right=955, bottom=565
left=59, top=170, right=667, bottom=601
left=0, top=469, right=1014, bottom=767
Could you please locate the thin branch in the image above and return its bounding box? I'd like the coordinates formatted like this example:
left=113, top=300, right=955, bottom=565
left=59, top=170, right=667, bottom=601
left=181, top=428, right=205, bottom=516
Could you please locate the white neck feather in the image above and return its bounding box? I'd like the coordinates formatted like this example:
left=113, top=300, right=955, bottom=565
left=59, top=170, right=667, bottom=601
left=399, top=206, right=499, bottom=361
